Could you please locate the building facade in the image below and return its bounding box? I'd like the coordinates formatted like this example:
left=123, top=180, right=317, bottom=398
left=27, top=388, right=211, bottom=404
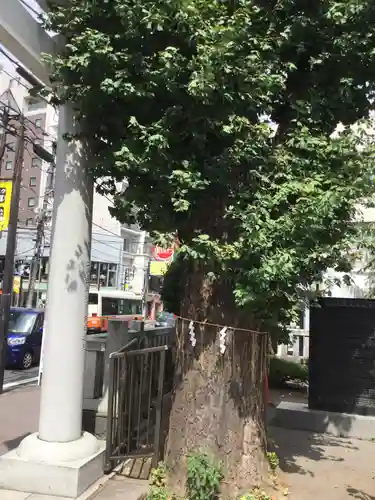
left=277, top=206, right=375, bottom=360
left=0, top=68, right=156, bottom=310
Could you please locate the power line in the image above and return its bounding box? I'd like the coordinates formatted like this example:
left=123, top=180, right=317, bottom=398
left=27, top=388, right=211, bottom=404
left=18, top=0, right=41, bottom=18
left=15, top=246, right=37, bottom=257
left=91, top=237, right=122, bottom=253
left=92, top=220, right=145, bottom=240
left=95, top=181, right=115, bottom=207
left=0, top=66, right=35, bottom=100
left=19, top=225, right=149, bottom=267
left=0, top=49, right=20, bottom=70
left=0, top=99, right=56, bottom=142
left=92, top=222, right=124, bottom=239
left=0, top=48, right=50, bottom=99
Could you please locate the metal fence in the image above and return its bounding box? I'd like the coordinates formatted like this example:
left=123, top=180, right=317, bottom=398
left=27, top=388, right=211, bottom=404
left=104, top=326, right=174, bottom=472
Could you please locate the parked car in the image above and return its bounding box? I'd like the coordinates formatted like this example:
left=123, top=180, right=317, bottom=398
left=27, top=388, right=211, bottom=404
left=155, top=312, right=176, bottom=327
left=7, top=307, right=44, bottom=370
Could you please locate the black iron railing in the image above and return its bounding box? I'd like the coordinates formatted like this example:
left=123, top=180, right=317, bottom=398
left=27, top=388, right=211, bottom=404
left=105, top=328, right=174, bottom=472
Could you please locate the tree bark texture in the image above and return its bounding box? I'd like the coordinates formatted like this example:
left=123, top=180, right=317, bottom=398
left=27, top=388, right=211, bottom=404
left=164, top=270, right=269, bottom=497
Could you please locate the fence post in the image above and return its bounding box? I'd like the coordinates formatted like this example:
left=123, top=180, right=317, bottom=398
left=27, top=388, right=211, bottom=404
left=104, top=356, right=116, bottom=473
left=152, top=346, right=167, bottom=469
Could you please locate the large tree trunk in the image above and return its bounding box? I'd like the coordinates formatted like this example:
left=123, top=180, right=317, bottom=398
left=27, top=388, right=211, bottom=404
left=164, top=269, right=269, bottom=498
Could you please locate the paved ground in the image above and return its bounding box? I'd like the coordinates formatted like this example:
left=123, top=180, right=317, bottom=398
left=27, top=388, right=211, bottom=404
left=269, top=389, right=375, bottom=499
left=1, top=384, right=374, bottom=499
left=270, top=426, right=375, bottom=499
left=89, top=477, right=148, bottom=500
left=4, top=367, right=39, bottom=389
left=0, top=385, right=40, bottom=455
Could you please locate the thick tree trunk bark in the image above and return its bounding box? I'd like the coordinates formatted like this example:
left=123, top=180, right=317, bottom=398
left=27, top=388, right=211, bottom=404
left=164, top=269, right=269, bottom=497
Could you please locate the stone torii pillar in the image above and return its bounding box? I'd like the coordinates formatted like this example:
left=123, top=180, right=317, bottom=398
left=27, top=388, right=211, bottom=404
left=0, top=2, right=103, bottom=498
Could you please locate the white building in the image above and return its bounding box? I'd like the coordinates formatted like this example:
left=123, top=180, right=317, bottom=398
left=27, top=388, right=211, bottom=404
left=278, top=205, right=375, bottom=360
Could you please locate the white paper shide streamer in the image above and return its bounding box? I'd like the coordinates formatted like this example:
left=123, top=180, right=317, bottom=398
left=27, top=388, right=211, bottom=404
left=189, top=321, right=196, bottom=347
left=219, top=326, right=228, bottom=354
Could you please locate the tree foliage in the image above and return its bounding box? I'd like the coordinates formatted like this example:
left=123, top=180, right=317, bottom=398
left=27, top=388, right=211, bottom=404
left=44, top=0, right=375, bottom=333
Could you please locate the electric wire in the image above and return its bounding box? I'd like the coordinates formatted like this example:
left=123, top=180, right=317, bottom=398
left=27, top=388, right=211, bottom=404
left=18, top=0, right=42, bottom=18
left=1, top=100, right=56, bottom=142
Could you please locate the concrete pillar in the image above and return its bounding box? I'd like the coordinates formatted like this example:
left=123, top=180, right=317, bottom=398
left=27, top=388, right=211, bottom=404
left=38, top=105, right=93, bottom=442
left=0, top=106, right=104, bottom=498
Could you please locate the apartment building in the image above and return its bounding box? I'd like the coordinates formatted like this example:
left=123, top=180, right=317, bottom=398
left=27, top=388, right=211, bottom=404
left=90, top=185, right=152, bottom=298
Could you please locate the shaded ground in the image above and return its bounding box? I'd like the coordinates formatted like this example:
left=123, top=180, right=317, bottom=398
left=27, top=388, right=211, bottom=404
left=269, top=389, right=375, bottom=499
left=0, top=385, right=40, bottom=455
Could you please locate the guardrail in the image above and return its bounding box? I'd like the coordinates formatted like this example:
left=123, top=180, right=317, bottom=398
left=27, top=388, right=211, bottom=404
left=104, top=322, right=175, bottom=472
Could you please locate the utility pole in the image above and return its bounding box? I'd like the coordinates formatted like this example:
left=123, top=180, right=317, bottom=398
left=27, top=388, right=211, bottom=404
left=0, top=116, right=25, bottom=392
left=0, top=99, right=10, bottom=246
left=26, top=163, right=54, bottom=308
left=0, top=106, right=9, bottom=175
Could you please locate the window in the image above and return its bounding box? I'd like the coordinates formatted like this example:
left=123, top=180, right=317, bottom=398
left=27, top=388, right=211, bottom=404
left=90, top=261, right=118, bottom=287
left=117, top=299, right=142, bottom=315
left=131, top=300, right=142, bottom=314
left=99, top=262, right=108, bottom=287
left=118, top=299, right=132, bottom=315
left=35, top=119, right=42, bottom=128
left=124, top=267, right=135, bottom=284
left=5, top=161, right=12, bottom=170
left=25, top=218, right=33, bottom=226
left=90, top=262, right=99, bottom=286
left=8, top=311, right=38, bottom=334
left=33, top=313, right=44, bottom=333
left=123, top=239, right=140, bottom=253
left=28, top=197, right=36, bottom=207
left=29, top=177, right=37, bottom=187
left=88, top=293, right=98, bottom=305
left=101, top=297, right=119, bottom=316
left=31, top=157, right=40, bottom=168
left=25, top=96, right=47, bottom=112
left=108, top=263, right=117, bottom=287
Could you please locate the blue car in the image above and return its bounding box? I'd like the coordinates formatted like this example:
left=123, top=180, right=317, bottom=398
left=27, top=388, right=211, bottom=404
left=7, top=307, right=44, bottom=370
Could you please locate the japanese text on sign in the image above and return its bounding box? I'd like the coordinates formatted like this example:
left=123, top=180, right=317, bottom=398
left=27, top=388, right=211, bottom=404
left=0, top=180, right=13, bottom=231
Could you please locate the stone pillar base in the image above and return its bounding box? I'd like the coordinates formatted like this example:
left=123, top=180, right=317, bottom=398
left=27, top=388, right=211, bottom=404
left=0, top=432, right=105, bottom=498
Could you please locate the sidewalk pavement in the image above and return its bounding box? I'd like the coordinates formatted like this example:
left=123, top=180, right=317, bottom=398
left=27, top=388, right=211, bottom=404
left=88, top=477, right=148, bottom=500
left=0, top=385, right=40, bottom=456
left=0, top=385, right=148, bottom=500
left=0, top=476, right=149, bottom=500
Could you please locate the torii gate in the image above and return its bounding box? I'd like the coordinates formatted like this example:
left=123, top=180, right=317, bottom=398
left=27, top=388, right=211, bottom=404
left=0, top=2, right=102, bottom=498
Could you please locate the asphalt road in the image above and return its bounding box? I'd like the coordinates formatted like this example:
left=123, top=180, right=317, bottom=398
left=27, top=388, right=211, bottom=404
left=4, top=365, right=39, bottom=387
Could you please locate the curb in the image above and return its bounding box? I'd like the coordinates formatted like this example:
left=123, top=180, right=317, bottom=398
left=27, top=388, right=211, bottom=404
left=3, top=377, right=38, bottom=392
